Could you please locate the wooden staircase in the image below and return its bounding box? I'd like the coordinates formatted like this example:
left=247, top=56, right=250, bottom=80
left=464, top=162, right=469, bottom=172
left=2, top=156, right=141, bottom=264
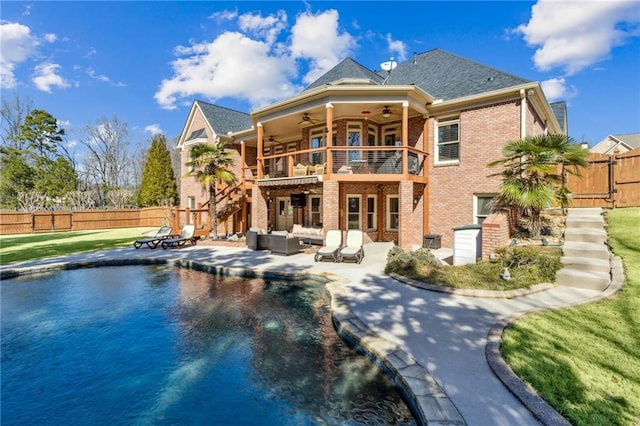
left=556, top=208, right=611, bottom=291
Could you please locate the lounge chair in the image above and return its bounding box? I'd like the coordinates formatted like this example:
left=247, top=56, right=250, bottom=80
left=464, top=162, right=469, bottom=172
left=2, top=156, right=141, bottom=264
left=161, top=225, right=196, bottom=249
left=314, top=229, right=342, bottom=262
left=338, top=230, right=365, bottom=264
left=133, top=226, right=173, bottom=249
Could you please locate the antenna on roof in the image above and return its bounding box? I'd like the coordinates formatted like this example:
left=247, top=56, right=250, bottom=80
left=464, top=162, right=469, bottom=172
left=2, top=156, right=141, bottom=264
left=380, top=57, right=397, bottom=85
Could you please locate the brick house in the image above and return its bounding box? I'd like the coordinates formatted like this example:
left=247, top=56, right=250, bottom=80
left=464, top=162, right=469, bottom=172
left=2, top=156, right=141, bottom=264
left=176, top=48, right=567, bottom=250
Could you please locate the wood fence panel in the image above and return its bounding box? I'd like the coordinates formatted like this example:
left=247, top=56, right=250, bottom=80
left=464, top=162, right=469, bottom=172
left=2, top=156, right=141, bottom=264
left=567, top=153, right=612, bottom=208
left=32, top=210, right=54, bottom=232
left=139, top=207, right=172, bottom=227
left=72, top=209, right=141, bottom=230
left=615, top=149, right=640, bottom=207
left=0, top=212, right=32, bottom=235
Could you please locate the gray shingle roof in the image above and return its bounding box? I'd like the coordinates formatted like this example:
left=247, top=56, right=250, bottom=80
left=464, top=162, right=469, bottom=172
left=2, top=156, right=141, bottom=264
left=305, top=49, right=531, bottom=100
left=385, top=49, right=530, bottom=100
left=550, top=101, right=567, bottom=133
left=305, top=57, right=384, bottom=91
left=613, top=133, right=640, bottom=149
left=195, top=100, right=252, bottom=135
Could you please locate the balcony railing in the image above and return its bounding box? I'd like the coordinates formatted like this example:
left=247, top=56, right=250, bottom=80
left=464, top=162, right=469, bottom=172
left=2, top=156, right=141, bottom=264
left=258, top=146, right=427, bottom=179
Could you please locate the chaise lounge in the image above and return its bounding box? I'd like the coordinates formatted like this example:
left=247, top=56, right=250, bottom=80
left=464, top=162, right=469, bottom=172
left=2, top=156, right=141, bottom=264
left=337, top=230, right=365, bottom=263
left=314, top=229, right=342, bottom=262
left=133, top=226, right=173, bottom=249
left=161, top=225, right=196, bottom=249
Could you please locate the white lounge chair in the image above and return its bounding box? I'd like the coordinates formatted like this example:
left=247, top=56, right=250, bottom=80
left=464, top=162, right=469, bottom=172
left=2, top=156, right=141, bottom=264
left=161, top=225, right=196, bottom=249
left=133, top=226, right=173, bottom=249
left=314, top=229, right=342, bottom=262
left=338, top=230, right=364, bottom=264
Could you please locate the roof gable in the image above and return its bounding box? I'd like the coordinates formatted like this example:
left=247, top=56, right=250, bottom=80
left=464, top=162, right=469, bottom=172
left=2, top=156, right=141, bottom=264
left=195, top=100, right=252, bottom=135
left=305, top=57, right=383, bottom=91
left=613, top=133, right=640, bottom=149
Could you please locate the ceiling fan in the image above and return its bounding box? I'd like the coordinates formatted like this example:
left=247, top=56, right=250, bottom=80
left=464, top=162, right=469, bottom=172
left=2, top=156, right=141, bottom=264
left=298, top=113, right=318, bottom=125
left=382, top=106, right=392, bottom=118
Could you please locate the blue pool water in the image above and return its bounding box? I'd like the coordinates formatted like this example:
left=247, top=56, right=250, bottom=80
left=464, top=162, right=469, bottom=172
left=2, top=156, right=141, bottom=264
left=1, top=265, right=416, bottom=425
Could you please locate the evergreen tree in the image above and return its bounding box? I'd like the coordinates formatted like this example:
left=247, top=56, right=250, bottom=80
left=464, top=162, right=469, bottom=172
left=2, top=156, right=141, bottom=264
left=137, top=134, right=178, bottom=207
left=19, top=109, right=64, bottom=160
left=0, top=147, right=33, bottom=209
left=33, top=156, right=79, bottom=204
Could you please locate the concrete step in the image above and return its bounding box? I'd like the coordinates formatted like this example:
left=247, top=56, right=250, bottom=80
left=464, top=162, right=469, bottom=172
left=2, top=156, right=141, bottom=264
left=563, top=241, right=609, bottom=259
left=566, top=207, right=603, bottom=217
left=561, top=256, right=610, bottom=274
left=556, top=268, right=610, bottom=291
left=565, top=215, right=605, bottom=229
left=564, top=227, right=608, bottom=244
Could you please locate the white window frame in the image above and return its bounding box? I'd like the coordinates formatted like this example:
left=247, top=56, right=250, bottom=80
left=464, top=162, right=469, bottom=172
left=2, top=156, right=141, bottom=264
left=435, top=116, right=460, bottom=164
left=366, top=195, right=377, bottom=231
left=346, top=194, right=362, bottom=230
left=308, top=195, right=322, bottom=227
left=474, top=194, right=496, bottom=225
left=386, top=195, right=399, bottom=231
left=309, top=127, right=326, bottom=165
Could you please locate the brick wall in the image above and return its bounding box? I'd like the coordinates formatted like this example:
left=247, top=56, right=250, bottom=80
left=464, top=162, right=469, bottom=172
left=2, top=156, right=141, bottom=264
left=481, top=210, right=511, bottom=260
left=428, top=99, right=521, bottom=247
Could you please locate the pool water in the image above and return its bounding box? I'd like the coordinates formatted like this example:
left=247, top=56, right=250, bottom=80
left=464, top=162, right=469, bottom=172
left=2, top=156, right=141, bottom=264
left=1, top=265, right=416, bottom=425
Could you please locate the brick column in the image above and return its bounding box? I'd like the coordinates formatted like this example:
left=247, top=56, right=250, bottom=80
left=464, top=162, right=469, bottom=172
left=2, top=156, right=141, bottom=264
left=398, top=180, right=422, bottom=250
left=481, top=211, right=510, bottom=260
left=251, top=183, right=268, bottom=231
left=322, top=180, right=339, bottom=231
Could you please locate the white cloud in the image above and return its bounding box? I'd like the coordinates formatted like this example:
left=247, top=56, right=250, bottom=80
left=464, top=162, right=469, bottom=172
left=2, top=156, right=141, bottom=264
left=87, top=68, right=126, bottom=87
left=145, top=124, right=163, bottom=135
left=541, top=77, right=577, bottom=101
left=517, top=0, right=640, bottom=75
left=208, top=9, right=238, bottom=22
left=385, top=33, right=407, bottom=62
left=290, top=9, right=356, bottom=84
left=44, top=33, right=57, bottom=43
left=32, top=62, right=70, bottom=93
left=0, top=22, right=39, bottom=89
left=155, top=8, right=358, bottom=109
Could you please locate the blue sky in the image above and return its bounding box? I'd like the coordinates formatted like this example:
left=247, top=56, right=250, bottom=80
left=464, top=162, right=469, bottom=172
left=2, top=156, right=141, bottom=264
left=1, top=1, right=639, bottom=152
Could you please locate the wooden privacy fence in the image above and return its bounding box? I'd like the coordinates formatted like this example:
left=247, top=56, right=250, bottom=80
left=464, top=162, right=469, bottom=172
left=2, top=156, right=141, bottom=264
left=566, top=148, right=640, bottom=208
left=0, top=207, right=171, bottom=235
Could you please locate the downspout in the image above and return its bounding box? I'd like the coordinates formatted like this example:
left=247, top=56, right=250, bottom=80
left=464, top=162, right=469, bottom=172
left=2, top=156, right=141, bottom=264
left=520, top=89, right=527, bottom=138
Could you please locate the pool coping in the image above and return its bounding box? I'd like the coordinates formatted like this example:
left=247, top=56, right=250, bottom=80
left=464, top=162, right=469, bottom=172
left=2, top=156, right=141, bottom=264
left=1, top=256, right=461, bottom=426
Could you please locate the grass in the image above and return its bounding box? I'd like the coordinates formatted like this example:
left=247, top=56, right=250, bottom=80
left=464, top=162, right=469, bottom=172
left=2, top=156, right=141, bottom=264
left=385, top=246, right=562, bottom=291
left=501, top=207, right=640, bottom=425
left=0, top=227, right=156, bottom=265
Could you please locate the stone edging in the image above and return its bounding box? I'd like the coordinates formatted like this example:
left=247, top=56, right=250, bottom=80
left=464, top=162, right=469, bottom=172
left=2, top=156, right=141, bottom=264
left=485, top=255, right=625, bottom=426
left=1, top=257, right=465, bottom=426
left=389, top=272, right=555, bottom=299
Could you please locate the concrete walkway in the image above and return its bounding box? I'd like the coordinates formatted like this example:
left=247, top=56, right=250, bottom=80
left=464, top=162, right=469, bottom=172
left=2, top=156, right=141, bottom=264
left=0, top=241, right=621, bottom=425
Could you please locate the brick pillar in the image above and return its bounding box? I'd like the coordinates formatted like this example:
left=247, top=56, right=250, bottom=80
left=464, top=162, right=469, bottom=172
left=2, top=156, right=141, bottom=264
left=398, top=180, right=422, bottom=250
left=481, top=210, right=510, bottom=260
left=251, top=183, right=268, bottom=231
left=322, top=180, right=339, bottom=232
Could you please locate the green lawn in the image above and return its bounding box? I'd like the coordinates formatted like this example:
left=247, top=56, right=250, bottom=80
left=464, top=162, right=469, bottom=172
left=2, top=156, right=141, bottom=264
left=0, top=227, right=156, bottom=265
left=501, top=207, right=640, bottom=425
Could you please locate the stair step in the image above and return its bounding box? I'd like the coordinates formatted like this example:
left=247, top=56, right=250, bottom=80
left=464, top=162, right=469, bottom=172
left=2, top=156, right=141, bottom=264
left=565, top=216, right=605, bottom=229
left=564, top=227, right=608, bottom=244
left=556, top=268, right=610, bottom=291
left=566, top=208, right=603, bottom=216
left=561, top=256, right=610, bottom=274
left=563, top=241, right=609, bottom=259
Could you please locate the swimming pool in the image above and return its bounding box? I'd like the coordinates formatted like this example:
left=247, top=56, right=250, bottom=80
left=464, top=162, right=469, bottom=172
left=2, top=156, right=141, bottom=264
left=1, top=264, right=416, bottom=425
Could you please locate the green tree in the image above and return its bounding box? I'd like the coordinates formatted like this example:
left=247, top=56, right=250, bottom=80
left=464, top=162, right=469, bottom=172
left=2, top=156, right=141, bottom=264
left=19, top=109, right=64, bottom=160
left=489, top=134, right=588, bottom=238
left=33, top=156, right=79, bottom=204
left=137, top=134, right=178, bottom=207
left=185, top=141, right=237, bottom=240
left=0, top=147, right=33, bottom=209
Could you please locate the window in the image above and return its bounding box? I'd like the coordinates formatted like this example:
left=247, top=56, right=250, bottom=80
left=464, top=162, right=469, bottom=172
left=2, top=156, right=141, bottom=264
left=347, top=123, right=362, bottom=162
left=346, top=195, right=361, bottom=230
left=382, top=126, right=400, bottom=162
left=367, top=125, right=377, bottom=163
left=386, top=195, right=399, bottom=231
left=436, top=117, right=460, bottom=163
left=475, top=195, right=495, bottom=224
left=309, top=127, right=326, bottom=165
left=309, top=196, right=322, bottom=227
left=367, top=195, right=377, bottom=230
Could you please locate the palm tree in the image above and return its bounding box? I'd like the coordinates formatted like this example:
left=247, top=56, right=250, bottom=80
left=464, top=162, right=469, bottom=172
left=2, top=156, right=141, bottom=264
left=488, top=134, right=587, bottom=238
left=185, top=141, right=237, bottom=240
